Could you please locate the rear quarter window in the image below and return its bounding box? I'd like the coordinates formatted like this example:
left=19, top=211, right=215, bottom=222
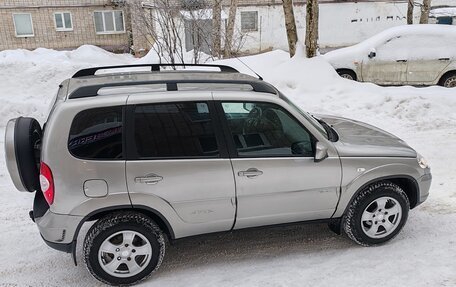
left=68, top=106, right=123, bottom=159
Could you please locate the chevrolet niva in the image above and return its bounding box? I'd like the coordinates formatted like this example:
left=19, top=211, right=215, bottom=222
left=5, top=64, right=432, bottom=285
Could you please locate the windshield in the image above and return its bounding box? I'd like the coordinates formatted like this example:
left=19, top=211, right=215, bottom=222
left=279, top=93, right=328, bottom=139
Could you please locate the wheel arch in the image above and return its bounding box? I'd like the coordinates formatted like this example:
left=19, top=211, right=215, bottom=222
left=336, top=68, right=358, bottom=81
left=438, top=70, right=456, bottom=86
left=73, top=205, right=176, bottom=244
left=341, top=175, right=419, bottom=217
left=67, top=205, right=174, bottom=266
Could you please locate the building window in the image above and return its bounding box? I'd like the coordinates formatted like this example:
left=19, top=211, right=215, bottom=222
left=54, top=12, right=73, bottom=31
left=241, top=11, right=258, bottom=32
left=12, top=13, right=34, bottom=37
left=94, top=11, right=125, bottom=34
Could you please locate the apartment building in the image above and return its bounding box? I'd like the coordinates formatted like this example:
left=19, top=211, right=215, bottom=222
left=0, top=0, right=130, bottom=52
left=1, top=0, right=454, bottom=54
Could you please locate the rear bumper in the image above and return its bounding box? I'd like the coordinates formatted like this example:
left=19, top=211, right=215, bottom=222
left=34, top=210, right=83, bottom=252
left=42, top=236, right=74, bottom=253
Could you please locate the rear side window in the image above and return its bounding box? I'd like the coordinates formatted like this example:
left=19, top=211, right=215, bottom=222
left=68, top=106, right=123, bottom=159
left=133, top=102, right=219, bottom=159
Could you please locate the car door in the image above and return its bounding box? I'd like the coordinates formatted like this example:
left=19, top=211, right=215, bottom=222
left=404, top=34, right=453, bottom=85
left=362, top=36, right=408, bottom=85
left=217, top=100, right=341, bottom=229
left=125, top=94, right=236, bottom=235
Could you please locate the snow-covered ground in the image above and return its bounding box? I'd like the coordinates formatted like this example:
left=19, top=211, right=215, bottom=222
left=0, top=46, right=455, bottom=286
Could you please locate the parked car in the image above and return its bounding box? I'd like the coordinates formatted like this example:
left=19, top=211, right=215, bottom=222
left=325, top=25, right=456, bottom=87
left=5, top=64, right=432, bottom=286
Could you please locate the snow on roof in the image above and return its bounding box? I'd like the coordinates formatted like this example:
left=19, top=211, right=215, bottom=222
left=430, top=7, right=456, bottom=18
left=328, top=24, right=456, bottom=50
left=323, top=24, right=456, bottom=65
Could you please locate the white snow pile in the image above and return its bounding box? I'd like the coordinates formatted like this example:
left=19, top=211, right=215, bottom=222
left=1, top=45, right=456, bottom=287
left=0, top=45, right=134, bottom=124
left=430, top=7, right=456, bottom=17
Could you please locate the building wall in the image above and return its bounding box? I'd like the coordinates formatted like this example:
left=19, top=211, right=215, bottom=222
left=228, top=0, right=455, bottom=53
left=0, top=0, right=129, bottom=51
left=231, top=1, right=413, bottom=53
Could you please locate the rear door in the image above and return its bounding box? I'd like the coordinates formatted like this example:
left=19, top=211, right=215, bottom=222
left=404, top=34, right=453, bottom=85
left=216, top=99, right=341, bottom=229
left=125, top=93, right=236, bottom=234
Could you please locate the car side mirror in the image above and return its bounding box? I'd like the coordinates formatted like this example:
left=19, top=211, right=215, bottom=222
left=314, top=142, right=328, bottom=162
left=368, top=49, right=376, bottom=59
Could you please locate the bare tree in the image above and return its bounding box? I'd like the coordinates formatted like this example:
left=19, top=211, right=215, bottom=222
left=305, top=0, right=319, bottom=58
left=282, top=0, right=298, bottom=57
left=131, top=0, right=186, bottom=64
left=407, top=0, right=414, bottom=24
left=184, top=9, right=215, bottom=63
left=212, top=0, right=222, bottom=57
left=129, top=0, right=246, bottom=62
left=419, top=0, right=431, bottom=24
left=224, top=0, right=238, bottom=58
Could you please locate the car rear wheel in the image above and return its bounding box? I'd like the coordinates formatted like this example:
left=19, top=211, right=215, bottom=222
left=4, top=117, right=42, bottom=192
left=440, top=72, right=456, bottom=88
left=343, top=181, right=409, bottom=246
left=83, top=212, right=165, bottom=286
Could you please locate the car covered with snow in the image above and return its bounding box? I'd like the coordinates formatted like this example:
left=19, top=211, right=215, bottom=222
left=5, top=64, right=432, bottom=286
left=325, top=25, right=456, bottom=87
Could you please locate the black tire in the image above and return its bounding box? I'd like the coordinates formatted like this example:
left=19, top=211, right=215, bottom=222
left=342, top=181, right=409, bottom=246
left=14, top=117, right=42, bottom=192
left=336, top=69, right=357, bottom=81
left=83, top=212, right=165, bottom=286
left=439, top=72, right=456, bottom=88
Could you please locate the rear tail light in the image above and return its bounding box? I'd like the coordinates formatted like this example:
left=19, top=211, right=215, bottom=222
left=39, top=162, right=54, bottom=205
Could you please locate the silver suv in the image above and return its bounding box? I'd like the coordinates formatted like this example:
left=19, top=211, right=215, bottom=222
left=5, top=64, right=432, bottom=286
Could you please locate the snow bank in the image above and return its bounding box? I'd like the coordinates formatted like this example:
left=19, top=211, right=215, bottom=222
left=1, top=45, right=456, bottom=287
left=0, top=46, right=133, bottom=126
left=136, top=47, right=214, bottom=65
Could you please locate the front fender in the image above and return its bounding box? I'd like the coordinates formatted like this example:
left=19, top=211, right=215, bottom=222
left=333, top=158, right=422, bottom=218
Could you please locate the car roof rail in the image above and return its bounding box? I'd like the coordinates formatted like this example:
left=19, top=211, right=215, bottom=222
left=72, top=64, right=240, bottom=78
left=68, top=79, right=278, bottom=99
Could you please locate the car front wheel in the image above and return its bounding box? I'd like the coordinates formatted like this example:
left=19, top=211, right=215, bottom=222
left=336, top=69, right=357, bottom=81
left=343, top=181, right=409, bottom=246
left=83, top=212, right=165, bottom=286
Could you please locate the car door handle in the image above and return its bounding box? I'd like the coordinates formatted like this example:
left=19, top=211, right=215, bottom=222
left=439, top=58, right=450, bottom=61
left=396, top=59, right=407, bottom=63
left=238, top=168, right=263, bottom=178
left=134, top=174, right=163, bottom=185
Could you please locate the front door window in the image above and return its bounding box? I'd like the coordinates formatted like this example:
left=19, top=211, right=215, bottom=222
left=221, top=102, right=313, bottom=157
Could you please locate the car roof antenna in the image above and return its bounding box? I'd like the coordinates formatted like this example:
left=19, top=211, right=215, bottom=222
left=234, top=56, right=263, bottom=80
